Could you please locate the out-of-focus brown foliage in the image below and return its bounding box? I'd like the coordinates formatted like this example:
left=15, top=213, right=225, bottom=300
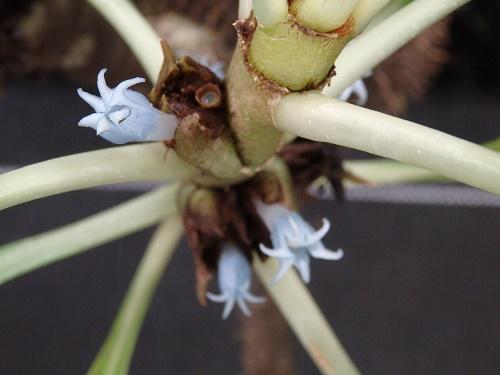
left=2, top=0, right=449, bottom=115
left=0, top=0, right=237, bottom=85
left=366, top=19, right=450, bottom=115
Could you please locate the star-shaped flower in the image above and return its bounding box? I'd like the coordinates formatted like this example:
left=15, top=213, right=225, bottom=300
left=338, top=77, right=368, bottom=106
left=256, top=201, right=343, bottom=284
left=77, top=69, right=178, bottom=144
left=207, top=244, right=265, bottom=319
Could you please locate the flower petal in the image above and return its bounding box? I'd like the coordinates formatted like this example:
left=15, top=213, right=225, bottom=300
left=96, top=117, right=113, bottom=135
left=294, top=252, right=311, bottom=284
left=78, top=113, right=103, bottom=128
left=243, top=291, right=266, bottom=304
left=259, top=243, right=293, bottom=258
left=273, top=257, right=295, bottom=284
left=206, top=291, right=229, bottom=303
left=303, top=218, right=331, bottom=247
left=310, top=245, right=344, bottom=261
left=108, top=108, right=130, bottom=125
left=236, top=297, right=251, bottom=317
left=77, top=89, right=105, bottom=113
left=97, top=69, right=114, bottom=104
left=222, top=297, right=236, bottom=320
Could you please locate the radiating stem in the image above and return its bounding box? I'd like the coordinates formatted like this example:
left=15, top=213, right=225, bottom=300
left=254, top=257, right=360, bottom=375
left=323, top=0, right=471, bottom=97
left=344, top=159, right=442, bottom=185
left=351, top=0, right=391, bottom=32
left=239, top=0, right=253, bottom=19
left=0, top=143, right=192, bottom=211
left=364, top=0, right=407, bottom=31
left=253, top=0, right=288, bottom=26
left=274, top=93, right=500, bottom=195
left=86, top=0, right=162, bottom=81
left=88, top=217, right=183, bottom=375
left=0, top=185, right=179, bottom=286
left=344, top=138, right=500, bottom=185
left=290, top=0, right=360, bottom=32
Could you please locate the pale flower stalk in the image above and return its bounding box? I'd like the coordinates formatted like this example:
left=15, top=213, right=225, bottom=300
left=207, top=244, right=265, bottom=319
left=77, top=69, right=178, bottom=144
left=255, top=200, right=343, bottom=284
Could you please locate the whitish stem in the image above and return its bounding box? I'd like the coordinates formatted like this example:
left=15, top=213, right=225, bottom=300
left=323, top=0, right=472, bottom=97
left=88, top=216, right=183, bottom=375
left=0, top=185, right=179, bottom=286
left=0, top=143, right=193, bottom=211
left=364, top=0, right=407, bottom=31
left=351, top=0, right=391, bottom=32
left=291, top=0, right=360, bottom=32
left=86, top=0, right=162, bottom=81
left=344, top=138, right=500, bottom=185
left=344, top=159, right=442, bottom=185
left=239, top=0, right=253, bottom=19
left=254, top=257, right=360, bottom=375
left=274, top=93, right=500, bottom=195
left=253, top=0, right=288, bottom=26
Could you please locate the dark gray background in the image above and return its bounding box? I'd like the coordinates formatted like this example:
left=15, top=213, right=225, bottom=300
left=1, top=3, right=499, bottom=375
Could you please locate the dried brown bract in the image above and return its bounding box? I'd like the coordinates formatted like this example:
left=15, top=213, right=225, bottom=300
left=280, top=140, right=347, bottom=201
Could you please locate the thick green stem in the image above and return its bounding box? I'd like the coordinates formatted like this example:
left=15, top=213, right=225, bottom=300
left=291, top=0, right=361, bottom=32
left=274, top=93, right=500, bottom=195
left=226, top=48, right=284, bottom=167
left=0, top=143, right=193, bottom=211
left=86, top=0, right=162, bottom=81
left=245, top=16, right=354, bottom=91
left=88, top=217, right=183, bottom=375
left=0, top=185, right=179, bottom=286
left=323, top=0, right=472, bottom=97
left=253, top=0, right=289, bottom=26
left=254, top=257, right=360, bottom=375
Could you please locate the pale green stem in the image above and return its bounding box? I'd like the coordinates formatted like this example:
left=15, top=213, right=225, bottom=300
left=0, top=185, right=179, bottom=286
left=323, top=0, right=471, bottom=97
left=0, top=143, right=193, bottom=211
left=253, top=0, right=289, bottom=26
left=352, top=0, right=391, bottom=32
left=291, top=0, right=361, bottom=32
left=364, top=0, right=407, bottom=31
left=86, top=0, right=161, bottom=81
left=274, top=93, right=500, bottom=195
left=254, top=257, right=360, bottom=375
left=88, top=216, right=183, bottom=375
left=344, top=138, right=500, bottom=185
left=344, top=159, right=442, bottom=185
left=239, top=0, right=253, bottom=19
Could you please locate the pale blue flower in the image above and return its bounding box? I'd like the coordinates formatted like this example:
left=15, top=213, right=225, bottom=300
left=207, top=244, right=265, bottom=319
left=77, top=69, right=178, bottom=144
left=256, top=201, right=343, bottom=284
left=338, top=77, right=368, bottom=106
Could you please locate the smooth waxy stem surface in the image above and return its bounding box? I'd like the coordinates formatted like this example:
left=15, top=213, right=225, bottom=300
left=291, top=0, right=361, bottom=32
left=275, top=93, right=500, bottom=195
left=253, top=0, right=288, bottom=26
